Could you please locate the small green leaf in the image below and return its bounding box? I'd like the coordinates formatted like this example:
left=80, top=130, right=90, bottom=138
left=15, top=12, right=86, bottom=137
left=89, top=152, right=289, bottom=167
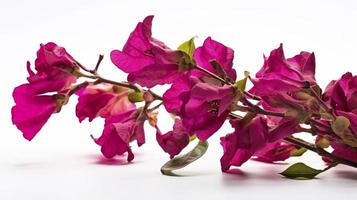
left=128, top=91, right=144, bottom=102
left=178, top=37, right=195, bottom=58
left=235, top=71, right=250, bottom=91
left=235, top=77, right=247, bottom=91
left=189, top=134, right=197, bottom=141
left=161, top=140, right=208, bottom=176
left=280, top=162, right=323, bottom=179
left=290, top=147, right=307, bottom=157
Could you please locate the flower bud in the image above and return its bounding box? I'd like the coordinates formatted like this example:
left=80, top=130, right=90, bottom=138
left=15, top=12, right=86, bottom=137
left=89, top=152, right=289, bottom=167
left=331, top=116, right=350, bottom=134
left=316, top=136, right=330, bottom=148
left=143, top=91, right=155, bottom=103
left=128, top=91, right=144, bottom=103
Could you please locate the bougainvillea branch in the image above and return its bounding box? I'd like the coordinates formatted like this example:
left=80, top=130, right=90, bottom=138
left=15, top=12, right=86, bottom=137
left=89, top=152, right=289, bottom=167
left=11, top=15, right=357, bottom=180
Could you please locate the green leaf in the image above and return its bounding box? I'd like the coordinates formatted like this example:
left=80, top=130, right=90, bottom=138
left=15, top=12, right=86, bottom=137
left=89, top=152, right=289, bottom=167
left=161, top=140, right=208, bottom=176
left=189, top=134, right=197, bottom=141
left=178, top=37, right=195, bottom=58
left=235, top=77, right=247, bottom=91
left=290, top=147, right=307, bottom=157
left=235, top=71, right=250, bottom=91
left=280, top=162, right=323, bottom=179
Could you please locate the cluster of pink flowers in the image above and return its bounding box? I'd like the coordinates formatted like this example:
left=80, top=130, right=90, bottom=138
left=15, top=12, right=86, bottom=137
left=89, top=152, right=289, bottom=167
left=12, top=16, right=357, bottom=179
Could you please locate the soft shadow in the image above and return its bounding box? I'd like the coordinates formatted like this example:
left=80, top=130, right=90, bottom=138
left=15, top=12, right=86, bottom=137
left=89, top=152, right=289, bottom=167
left=251, top=159, right=289, bottom=165
left=13, top=162, right=42, bottom=168
left=221, top=167, right=285, bottom=185
left=335, top=170, right=357, bottom=180
left=225, top=168, right=250, bottom=177
left=221, top=168, right=251, bottom=182
left=95, top=157, right=129, bottom=166
left=85, top=154, right=134, bottom=166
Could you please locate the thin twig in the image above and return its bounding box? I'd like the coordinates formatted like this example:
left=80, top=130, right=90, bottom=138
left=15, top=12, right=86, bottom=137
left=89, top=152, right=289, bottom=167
left=95, top=76, right=141, bottom=91
left=228, top=113, right=243, bottom=119
left=80, top=72, right=163, bottom=101
left=284, top=136, right=357, bottom=168
left=235, top=104, right=285, bottom=117
left=74, top=60, right=92, bottom=73
left=243, top=91, right=261, bottom=101
left=194, top=65, right=232, bottom=85
left=148, top=102, right=163, bottom=112
left=309, top=118, right=332, bottom=131
left=309, top=85, right=332, bottom=114
left=94, top=54, right=104, bottom=72
left=68, top=81, right=89, bottom=96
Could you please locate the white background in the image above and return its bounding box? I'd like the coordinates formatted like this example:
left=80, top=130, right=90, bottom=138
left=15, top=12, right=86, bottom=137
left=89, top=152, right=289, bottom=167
left=1, top=0, right=357, bottom=199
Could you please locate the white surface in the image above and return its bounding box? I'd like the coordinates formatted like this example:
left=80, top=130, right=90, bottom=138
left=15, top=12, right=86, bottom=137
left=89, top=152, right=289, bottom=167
left=1, top=0, right=357, bottom=199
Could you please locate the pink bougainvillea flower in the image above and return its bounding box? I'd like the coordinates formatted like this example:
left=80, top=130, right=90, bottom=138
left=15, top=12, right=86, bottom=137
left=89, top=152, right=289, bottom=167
left=26, top=63, right=78, bottom=94
left=76, top=83, right=147, bottom=161
left=328, top=142, right=357, bottom=163
left=250, top=44, right=316, bottom=97
left=163, top=75, right=236, bottom=140
left=322, top=72, right=357, bottom=158
left=162, top=74, right=193, bottom=114
left=220, top=113, right=301, bottom=171
left=259, top=94, right=307, bottom=141
left=323, top=72, right=357, bottom=134
left=254, top=141, right=296, bottom=163
left=35, top=42, right=78, bottom=72
left=111, top=15, right=191, bottom=88
left=248, top=45, right=320, bottom=128
left=76, top=83, right=135, bottom=122
left=220, top=117, right=269, bottom=171
left=24, top=42, right=79, bottom=94
left=193, top=37, right=236, bottom=82
left=11, top=84, right=63, bottom=141
left=183, top=82, right=236, bottom=140
left=12, top=43, right=79, bottom=140
left=92, top=109, right=146, bottom=160
left=256, top=44, right=316, bottom=83
left=156, top=118, right=190, bottom=158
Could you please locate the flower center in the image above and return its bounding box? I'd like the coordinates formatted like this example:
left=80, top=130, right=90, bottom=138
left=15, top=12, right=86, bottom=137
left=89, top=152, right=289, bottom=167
left=144, top=49, right=154, bottom=57
left=208, top=100, right=220, bottom=116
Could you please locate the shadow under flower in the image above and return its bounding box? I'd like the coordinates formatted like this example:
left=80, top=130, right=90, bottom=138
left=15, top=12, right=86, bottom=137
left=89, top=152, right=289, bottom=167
left=85, top=154, right=135, bottom=166
left=334, top=170, right=357, bottom=180
left=221, top=167, right=286, bottom=184
left=251, top=159, right=290, bottom=165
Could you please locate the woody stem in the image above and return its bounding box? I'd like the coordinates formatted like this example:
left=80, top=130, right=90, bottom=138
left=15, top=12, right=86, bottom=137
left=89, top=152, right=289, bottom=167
left=309, top=85, right=332, bottom=114
left=284, top=136, right=357, bottom=168
left=75, top=63, right=163, bottom=100
left=193, top=65, right=232, bottom=85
